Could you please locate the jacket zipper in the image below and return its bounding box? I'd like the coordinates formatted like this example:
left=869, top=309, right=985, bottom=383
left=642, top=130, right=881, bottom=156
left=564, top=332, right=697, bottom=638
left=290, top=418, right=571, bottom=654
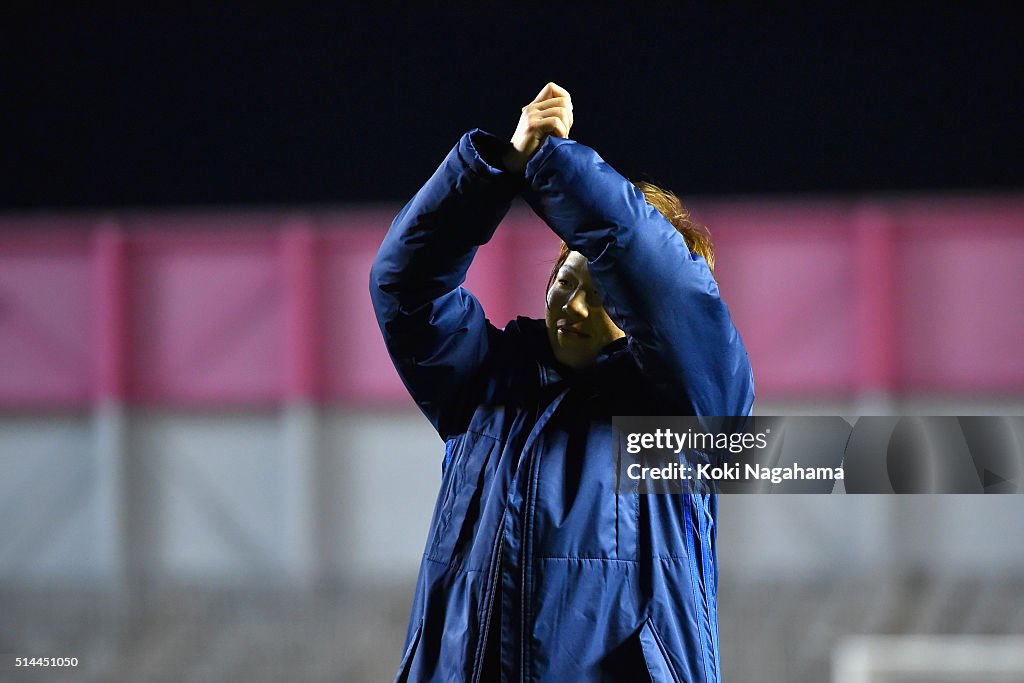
left=471, top=510, right=506, bottom=683
left=474, top=365, right=568, bottom=683
left=519, top=443, right=542, bottom=683
left=520, top=370, right=546, bottom=683
left=521, top=384, right=574, bottom=682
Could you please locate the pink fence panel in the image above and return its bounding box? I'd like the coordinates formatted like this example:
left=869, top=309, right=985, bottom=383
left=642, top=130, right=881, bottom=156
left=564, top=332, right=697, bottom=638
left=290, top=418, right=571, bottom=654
left=321, top=212, right=408, bottom=405
left=1, top=195, right=1022, bottom=409
left=699, top=202, right=861, bottom=397
left=123, top=215, right=287, bottom=406
left=464, top=208, right=562, bottom=327
left=496, top=209, right=563, bottom=323
left=0, top=228, right=94, bottom=407
left=894, top=199, right=1024, bottom=393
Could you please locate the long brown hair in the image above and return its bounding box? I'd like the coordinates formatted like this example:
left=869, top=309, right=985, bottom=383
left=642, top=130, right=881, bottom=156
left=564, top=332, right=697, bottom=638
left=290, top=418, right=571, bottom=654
left=547, top=181, right=714, bottom=291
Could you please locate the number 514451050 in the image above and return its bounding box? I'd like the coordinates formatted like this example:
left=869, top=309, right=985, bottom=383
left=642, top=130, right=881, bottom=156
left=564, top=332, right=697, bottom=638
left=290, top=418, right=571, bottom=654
left=15, top=657, right=79, bottom=667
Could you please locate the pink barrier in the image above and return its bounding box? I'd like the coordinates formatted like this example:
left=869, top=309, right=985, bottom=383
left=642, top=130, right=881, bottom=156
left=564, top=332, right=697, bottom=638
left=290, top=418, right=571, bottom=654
left=1, top=197, right=1022, bottom=408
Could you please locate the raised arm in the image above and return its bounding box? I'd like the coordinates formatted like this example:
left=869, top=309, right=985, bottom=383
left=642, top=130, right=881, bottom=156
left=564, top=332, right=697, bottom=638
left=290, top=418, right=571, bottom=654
left=370, top=86, right=575, bottom=437
left=369, top=131, right=517, bottom=438
left=521, top=134, right=754, bottom=420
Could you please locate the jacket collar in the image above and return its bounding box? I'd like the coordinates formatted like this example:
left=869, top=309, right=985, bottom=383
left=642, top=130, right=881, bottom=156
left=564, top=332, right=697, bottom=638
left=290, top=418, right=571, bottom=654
left=516, top=317, right=630, bottom=388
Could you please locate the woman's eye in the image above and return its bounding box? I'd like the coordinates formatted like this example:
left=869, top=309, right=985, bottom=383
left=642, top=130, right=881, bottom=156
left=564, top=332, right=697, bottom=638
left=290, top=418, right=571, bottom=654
left=557, top=278, right=572, bottom=286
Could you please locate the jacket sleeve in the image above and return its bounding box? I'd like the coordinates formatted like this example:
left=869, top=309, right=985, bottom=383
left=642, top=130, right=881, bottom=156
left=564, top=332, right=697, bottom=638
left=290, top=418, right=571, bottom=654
left=369, top=129, right=519, bottom=438
left=522, top=136, right=754, bottom=422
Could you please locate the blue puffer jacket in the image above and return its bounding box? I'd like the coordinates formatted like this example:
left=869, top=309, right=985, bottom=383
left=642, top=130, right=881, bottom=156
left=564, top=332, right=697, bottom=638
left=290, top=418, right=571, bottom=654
left=370, top=129, right=754, bottom=682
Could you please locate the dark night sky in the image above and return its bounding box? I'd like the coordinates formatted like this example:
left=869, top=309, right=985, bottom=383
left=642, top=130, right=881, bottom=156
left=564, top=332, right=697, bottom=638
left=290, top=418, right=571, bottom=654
left=3, top=4, right=1022, bottom=210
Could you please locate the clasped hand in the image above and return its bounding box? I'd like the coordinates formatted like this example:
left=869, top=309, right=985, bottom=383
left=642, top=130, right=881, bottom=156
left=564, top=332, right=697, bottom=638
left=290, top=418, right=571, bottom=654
left=502, top=82, right=573, bottom=173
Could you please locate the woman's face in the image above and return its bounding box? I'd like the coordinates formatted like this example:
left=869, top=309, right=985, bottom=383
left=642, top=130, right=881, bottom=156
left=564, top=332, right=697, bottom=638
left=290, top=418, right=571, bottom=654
left=545, top=251, right=625, bottom=369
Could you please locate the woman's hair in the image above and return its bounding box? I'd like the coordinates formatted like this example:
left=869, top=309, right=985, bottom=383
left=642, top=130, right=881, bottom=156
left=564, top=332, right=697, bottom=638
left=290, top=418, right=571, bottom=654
left=546, top=181, right=715, bottom=291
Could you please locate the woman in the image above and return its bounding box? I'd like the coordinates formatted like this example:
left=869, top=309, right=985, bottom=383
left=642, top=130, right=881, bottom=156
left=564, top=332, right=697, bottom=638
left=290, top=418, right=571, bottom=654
left=370, top=83, right=753, bottom=683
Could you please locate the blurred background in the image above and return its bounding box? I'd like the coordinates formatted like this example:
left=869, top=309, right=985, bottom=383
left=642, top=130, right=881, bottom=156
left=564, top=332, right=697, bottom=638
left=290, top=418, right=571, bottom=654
left=2, top=5, right=1024, bottom=682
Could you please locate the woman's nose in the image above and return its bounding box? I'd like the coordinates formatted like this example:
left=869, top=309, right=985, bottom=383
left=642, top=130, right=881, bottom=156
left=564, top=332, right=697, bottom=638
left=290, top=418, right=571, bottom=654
left=563, top=288, right=589, bottom=318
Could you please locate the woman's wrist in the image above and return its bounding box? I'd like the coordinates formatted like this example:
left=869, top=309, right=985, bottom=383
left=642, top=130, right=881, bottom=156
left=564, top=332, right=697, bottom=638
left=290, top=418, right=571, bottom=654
left=501, top=146, right=530, bottom=174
